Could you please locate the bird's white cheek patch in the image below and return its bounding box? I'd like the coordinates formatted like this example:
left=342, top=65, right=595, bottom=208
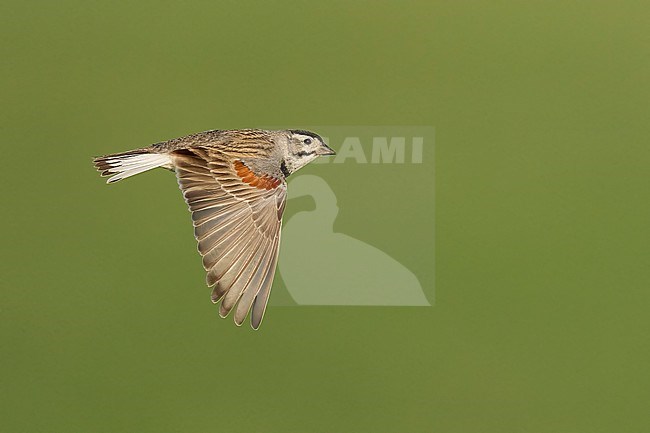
left=234, top=160, right=281, bottom=190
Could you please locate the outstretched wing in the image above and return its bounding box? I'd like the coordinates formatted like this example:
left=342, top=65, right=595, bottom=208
left=172, top=148, right=286, bottom=329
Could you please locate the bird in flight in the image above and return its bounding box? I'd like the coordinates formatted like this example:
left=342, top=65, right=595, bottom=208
left=93, top=129, right=335, bottom=329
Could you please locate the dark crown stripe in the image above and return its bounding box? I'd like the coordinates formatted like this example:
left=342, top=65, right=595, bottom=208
left=288, top=130, right=323, bottom=141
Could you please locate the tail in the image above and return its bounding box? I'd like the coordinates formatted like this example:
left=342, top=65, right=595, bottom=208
left=93, top=149, right=173, bottom=183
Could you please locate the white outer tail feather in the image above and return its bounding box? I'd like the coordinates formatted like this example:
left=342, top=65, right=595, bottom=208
left=103, top=153, right=172, bottom=183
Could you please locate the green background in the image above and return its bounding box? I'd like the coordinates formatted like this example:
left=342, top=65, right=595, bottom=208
left=1, top=1, right=648, bottom=432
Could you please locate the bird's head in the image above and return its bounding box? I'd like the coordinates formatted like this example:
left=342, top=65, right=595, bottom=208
left=280, top=130, right=335, bottom=176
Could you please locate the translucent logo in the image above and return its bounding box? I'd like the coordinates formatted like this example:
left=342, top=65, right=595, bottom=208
left=277, top=175, right=430, bottom=306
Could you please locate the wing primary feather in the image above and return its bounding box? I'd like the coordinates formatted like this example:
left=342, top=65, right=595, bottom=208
left=213, top=237, right=261, bottom=314
left=219, top=236, right=270, bottom=321
left=251, top=230, right=282, bottom=329
left=205, top=223, right=259, bottom=287
left=234, top=238, right=275, bottom=325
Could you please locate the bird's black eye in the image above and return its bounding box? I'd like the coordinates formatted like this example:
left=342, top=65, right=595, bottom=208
left=303, top=138, right=312, bottom=145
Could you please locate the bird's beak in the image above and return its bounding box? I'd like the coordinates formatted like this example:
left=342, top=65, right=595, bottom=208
left=318, top=143, right=336, bottom=156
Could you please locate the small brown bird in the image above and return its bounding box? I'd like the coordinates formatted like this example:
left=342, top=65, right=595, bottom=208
left=93, top=129, right=335, bottom=329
